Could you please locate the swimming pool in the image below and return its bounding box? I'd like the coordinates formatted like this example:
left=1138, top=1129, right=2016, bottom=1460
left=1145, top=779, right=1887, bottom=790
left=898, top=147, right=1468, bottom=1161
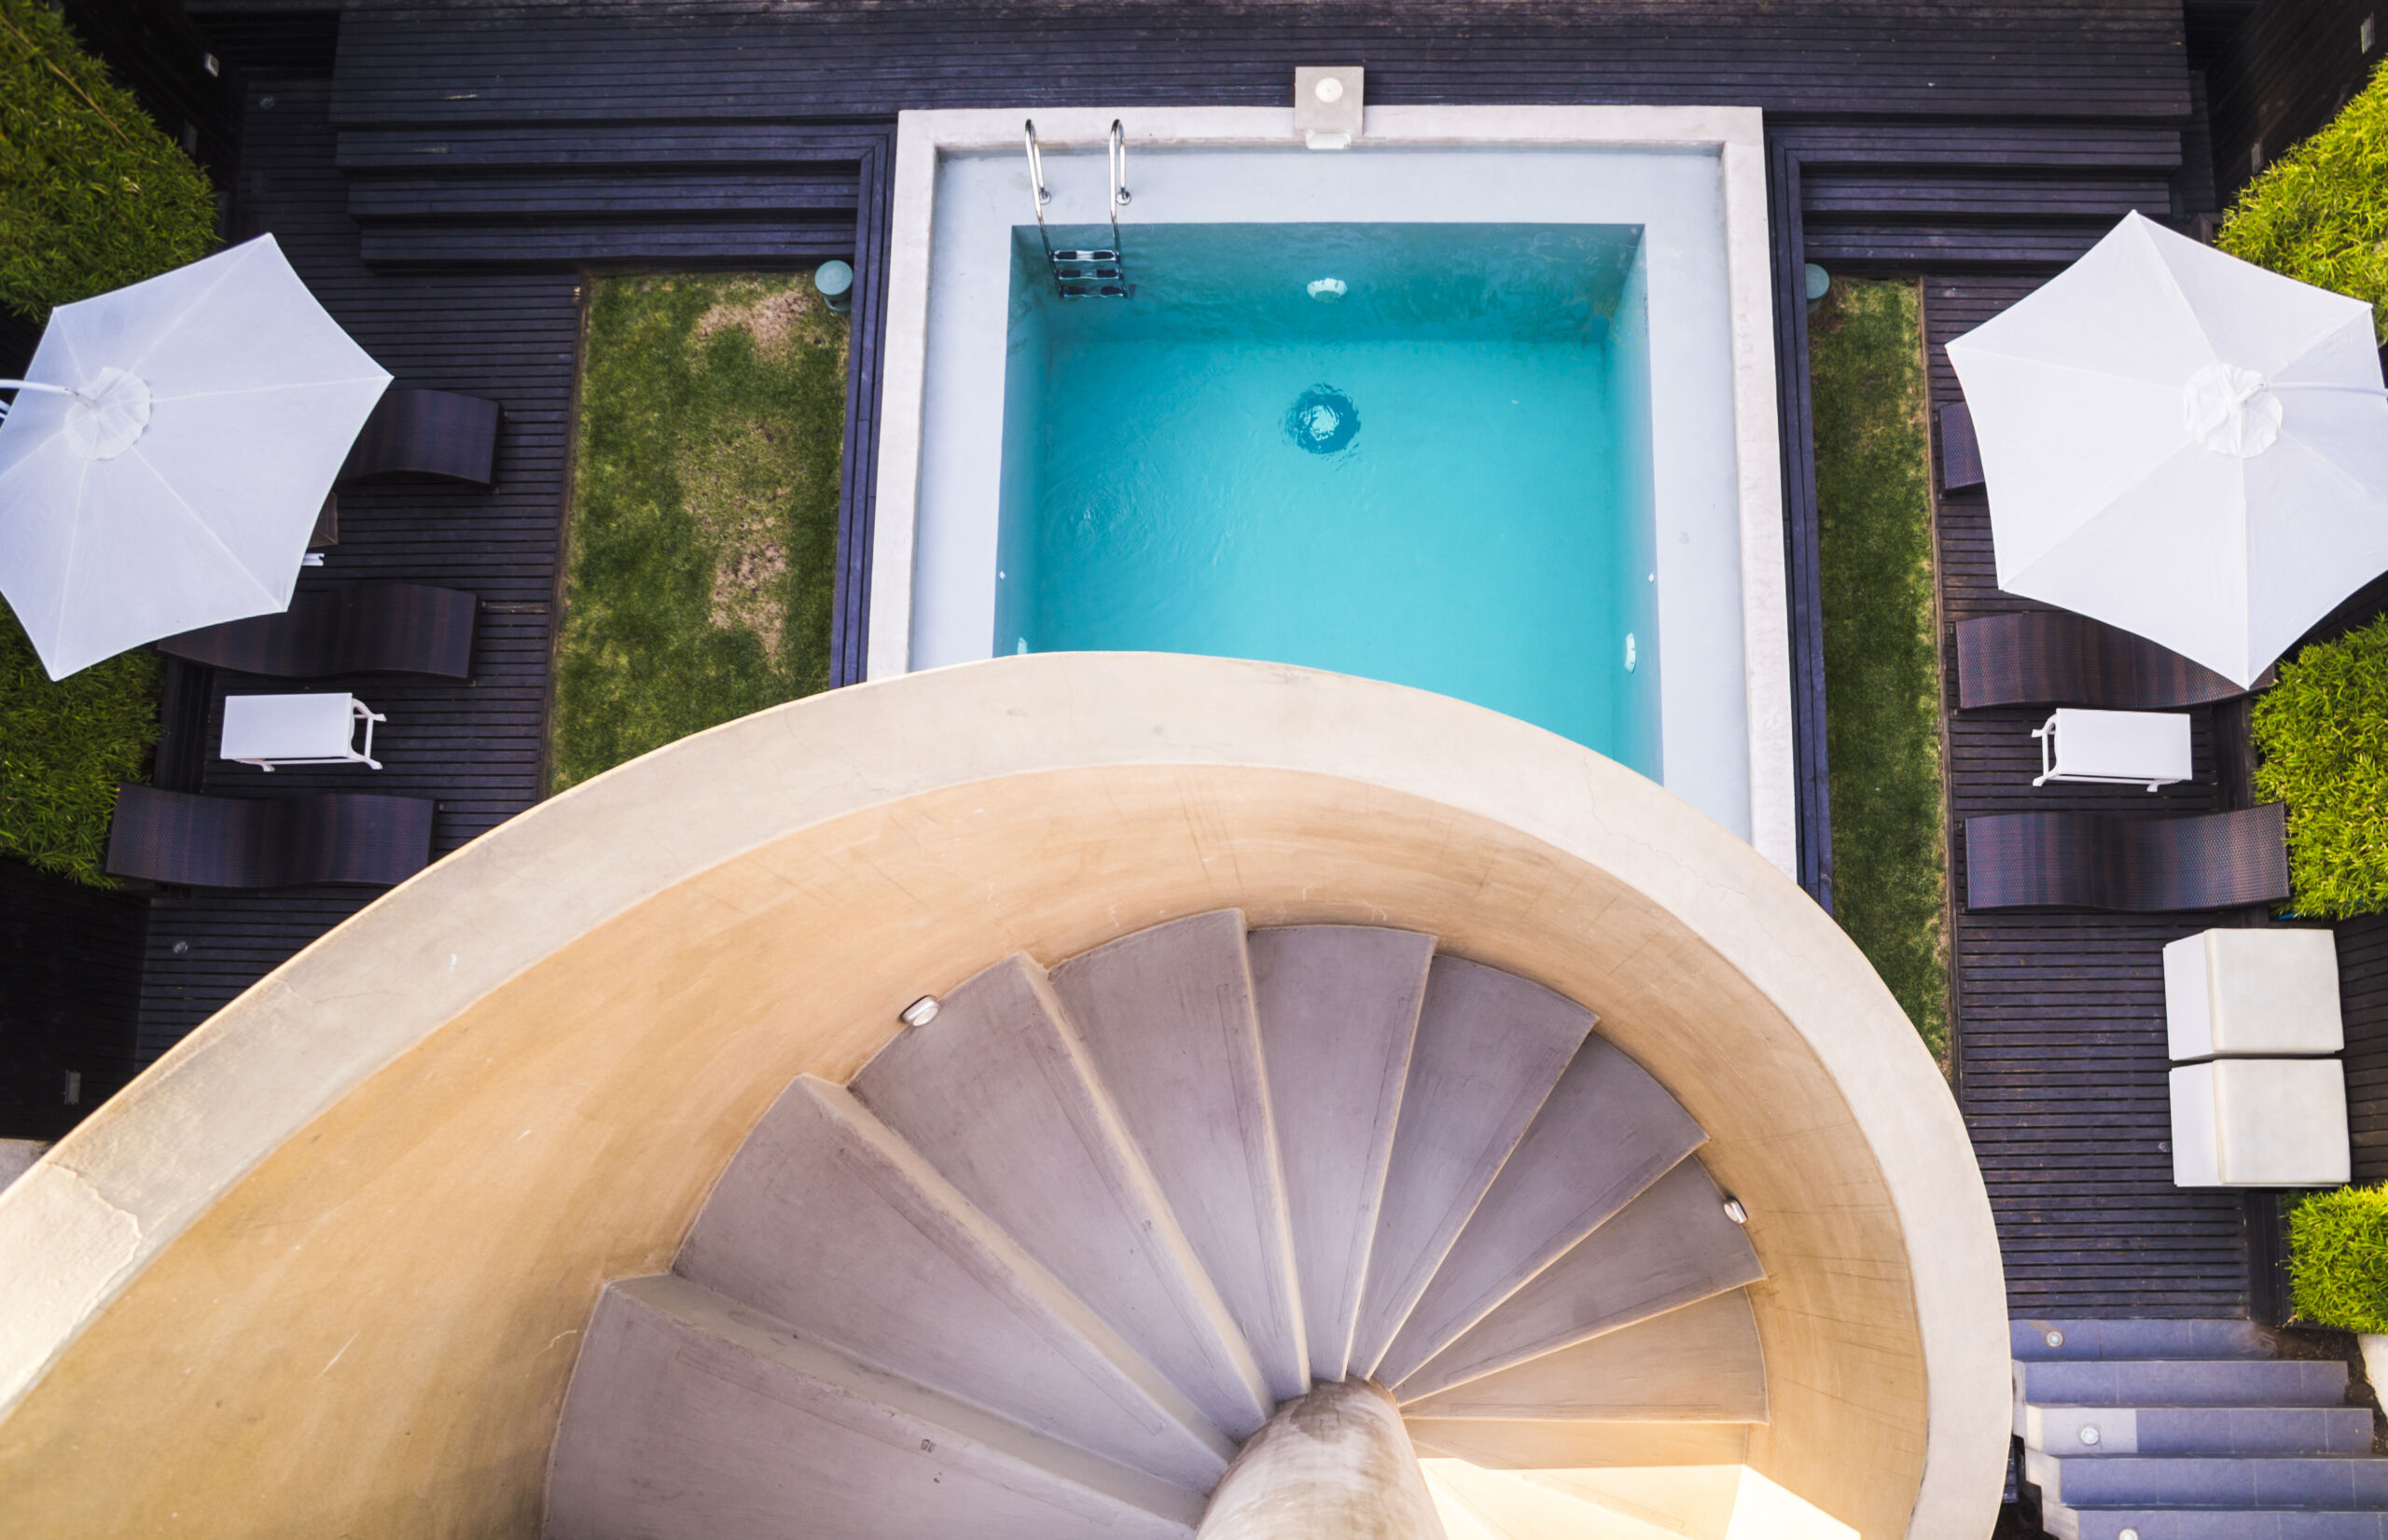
left=876, top=108, right=1792, bottom=870
left=995, top=222, right=1660, bottom=773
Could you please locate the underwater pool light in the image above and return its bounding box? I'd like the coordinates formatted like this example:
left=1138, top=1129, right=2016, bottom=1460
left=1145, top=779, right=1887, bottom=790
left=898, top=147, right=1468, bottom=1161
left=1308, top=277, right=1347, bottom=301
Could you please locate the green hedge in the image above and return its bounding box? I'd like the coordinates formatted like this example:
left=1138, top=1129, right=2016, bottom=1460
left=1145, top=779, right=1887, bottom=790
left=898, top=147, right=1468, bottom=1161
left=0, top=0, right=215, bottom=882
left=2219, top=58, right=2388, bottom=342
left=0, top=0, right=218, bottom=323
left=0, top=607, right=159, bottom=884
left=2290, top=1185, right=2388, bottom=1333
left=2253, top=616, right=2388, bottom=917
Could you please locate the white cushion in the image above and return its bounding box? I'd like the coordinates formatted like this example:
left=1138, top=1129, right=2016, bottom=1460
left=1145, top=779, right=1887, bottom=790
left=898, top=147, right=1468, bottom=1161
left=2163, top=928, right=2342, bottom=1060
left=2170, top=1060, right=2350, bottom=1187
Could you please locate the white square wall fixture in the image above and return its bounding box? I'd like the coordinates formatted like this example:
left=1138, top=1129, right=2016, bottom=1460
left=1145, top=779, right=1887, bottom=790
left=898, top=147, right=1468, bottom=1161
left=1294, top=67, right=1363, bottom=148
left=2170, top=1059, right=2350, bottom=1187
left=2164, top=927, right=2343, bottom=1060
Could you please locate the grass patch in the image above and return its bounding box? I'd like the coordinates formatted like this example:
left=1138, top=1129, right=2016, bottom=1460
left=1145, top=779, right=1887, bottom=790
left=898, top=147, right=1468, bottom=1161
left=548, top=272, right=847, bottom=792
left=2290, top=1185, right=2388, bottom=1333
left=2254, top=616, right=2388, bottom=918
left=0, top=607, right=159, bottom=884
left=1809, top=276, right=1950, bottom=1061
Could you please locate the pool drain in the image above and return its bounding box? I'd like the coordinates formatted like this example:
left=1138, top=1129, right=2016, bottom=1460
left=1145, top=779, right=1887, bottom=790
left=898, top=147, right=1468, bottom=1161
left=1286, top=385, right=1360, bottom=454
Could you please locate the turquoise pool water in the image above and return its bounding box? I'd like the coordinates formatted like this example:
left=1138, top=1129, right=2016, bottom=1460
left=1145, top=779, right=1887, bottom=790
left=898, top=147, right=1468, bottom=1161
left=994, top=223, right=1659, bottom=771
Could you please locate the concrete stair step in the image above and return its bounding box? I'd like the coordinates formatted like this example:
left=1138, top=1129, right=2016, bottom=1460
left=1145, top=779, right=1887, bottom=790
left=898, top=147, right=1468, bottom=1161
left=849, top=952, right=1270, bottom=1437
left=1407, top=1414, right=1754, bottom=1470
left=547, top=1274, right=1201, bottom=1540
left=1398, top=1289, right=1768, bottom=1422
left=676, top=1075, right=1233, bottom=1490
left=1246, top=924, right=1435, bottom=1386
left=2027, top=1450, right=2388, bottom=1508
left=2026, top=1404, right=2375, bottom=1456
left=1373, top=1032, right=1707, bottom=1389
left=1392, top=1155, right=1765, bottom=1402
left=2015, top=1318, right=2284, bottom=1362
left=1050, top=909, right=1311, bottom=1402
left=1347, top=956, right=1593, bottom=1379
left=1421, top=1458, right=1692, bottom=1540
left=2018, top=1358, right=2351, bottom=1409
left=2048, top=1505, right=2388, bottom=1540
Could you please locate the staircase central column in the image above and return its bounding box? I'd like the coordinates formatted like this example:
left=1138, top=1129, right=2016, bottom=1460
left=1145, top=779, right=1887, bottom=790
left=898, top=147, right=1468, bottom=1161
left=1194, top=1379, right=1447, bottom=1540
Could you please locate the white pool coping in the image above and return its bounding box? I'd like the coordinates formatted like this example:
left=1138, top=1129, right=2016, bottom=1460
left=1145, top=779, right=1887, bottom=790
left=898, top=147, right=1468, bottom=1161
left=871, top=105, right=1794, bottom=877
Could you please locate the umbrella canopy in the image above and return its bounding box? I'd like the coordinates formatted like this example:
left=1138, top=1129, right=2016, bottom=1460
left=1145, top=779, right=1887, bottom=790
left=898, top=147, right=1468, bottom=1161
left=1945, top=210, right=2388, bottom=688
left=0, top=235, right=390, bottom=679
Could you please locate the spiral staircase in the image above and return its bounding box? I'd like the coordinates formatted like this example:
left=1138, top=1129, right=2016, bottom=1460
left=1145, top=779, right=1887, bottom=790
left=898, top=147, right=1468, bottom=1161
left=546, top=909, right=1770, bottom=1537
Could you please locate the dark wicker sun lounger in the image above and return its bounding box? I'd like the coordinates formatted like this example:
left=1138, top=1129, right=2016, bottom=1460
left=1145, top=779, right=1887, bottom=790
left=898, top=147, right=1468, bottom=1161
left=337, top=388, right=502, bottom=487
left=1938, top=401, right=1984, bottom=493
left=104, top=785, right=435, bottom=889
left=1963, top=802, right=2289, bottom=912
left=157, top=583, right=478, bottom=680
left=1954, top=610, right=2266, bottom=712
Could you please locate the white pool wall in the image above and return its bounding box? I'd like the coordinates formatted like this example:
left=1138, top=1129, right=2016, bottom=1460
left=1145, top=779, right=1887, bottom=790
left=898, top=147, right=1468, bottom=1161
left=874, top=106, right=1793, bottom=877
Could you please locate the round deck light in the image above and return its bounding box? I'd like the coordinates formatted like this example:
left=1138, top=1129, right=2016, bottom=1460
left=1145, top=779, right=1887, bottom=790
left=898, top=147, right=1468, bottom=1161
left=813, top=259, right=854, bottom=315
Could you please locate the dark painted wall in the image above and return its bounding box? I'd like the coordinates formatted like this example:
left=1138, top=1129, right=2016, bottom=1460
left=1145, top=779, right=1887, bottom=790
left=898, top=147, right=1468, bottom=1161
left=0, top=862, right=146, bottom=1140
left=2203, top=0, right=2383, bottom=204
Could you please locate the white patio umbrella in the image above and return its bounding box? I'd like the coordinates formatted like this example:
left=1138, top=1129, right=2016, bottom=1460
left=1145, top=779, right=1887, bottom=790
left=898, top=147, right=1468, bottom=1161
left=1945, top=210, right=2388, bottom=688
left=0, top=234, right=390, bottom=679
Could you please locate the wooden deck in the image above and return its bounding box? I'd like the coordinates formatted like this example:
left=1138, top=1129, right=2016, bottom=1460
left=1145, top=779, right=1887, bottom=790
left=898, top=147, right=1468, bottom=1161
left=1926, top=282, right=2253, bottom=1315
left=130, top=0, right=2233, bottom=1315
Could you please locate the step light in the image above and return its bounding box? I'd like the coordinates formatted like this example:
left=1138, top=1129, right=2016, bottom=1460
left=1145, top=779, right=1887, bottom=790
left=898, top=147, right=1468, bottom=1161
left=898, top=995, right=940, bottom=1028
left=1721, top=1196, right=1747, bottom=1225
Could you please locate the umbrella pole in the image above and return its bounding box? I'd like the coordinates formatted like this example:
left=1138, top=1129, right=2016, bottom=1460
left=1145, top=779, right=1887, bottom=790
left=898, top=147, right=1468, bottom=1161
left=0, top=380, right=85, bottom=421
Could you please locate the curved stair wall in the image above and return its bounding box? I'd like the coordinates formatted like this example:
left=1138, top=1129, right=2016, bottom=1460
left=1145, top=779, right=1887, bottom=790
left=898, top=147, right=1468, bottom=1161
left=0, top=655, right=2006, bottom=1539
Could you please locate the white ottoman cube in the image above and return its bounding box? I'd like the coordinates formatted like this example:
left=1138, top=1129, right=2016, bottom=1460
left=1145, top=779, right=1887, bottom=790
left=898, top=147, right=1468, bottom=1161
left=2170, top=1060, right=2350, bottom=1187
left=2164, top=928, right=2342, bottom=1061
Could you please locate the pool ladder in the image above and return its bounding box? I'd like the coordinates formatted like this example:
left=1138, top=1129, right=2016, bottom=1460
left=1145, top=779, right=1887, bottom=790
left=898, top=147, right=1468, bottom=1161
left=1025, top=119, right=1131, bottom=299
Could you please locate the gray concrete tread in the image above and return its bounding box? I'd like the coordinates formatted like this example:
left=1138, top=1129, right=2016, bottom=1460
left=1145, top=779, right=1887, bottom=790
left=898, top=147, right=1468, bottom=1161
left=1374, top=1034, right=1702, bottom=1389
left=1393, top=1157, right=1763, bottom=1402
left=2017, top=1358, right=2351, bottom=1408
left=1247, top=924, right=1434, bottom=1386
left=2049, top=1506, right=2388, bottom=1540
left=1349, top=956, right=1592, bottom=1379
left=850, top=953, right=1271, bottom=1436
left=2028, top=1447, right=2388, bottom=1508
left=544, top=1276, right=1202, bottom=1540
left=2014, top=1317, right=2283, bottom=1362
left=2024, top=1403, right=2375, bottom=1456
left=1051, top=910, right=1312, bottom=1401
left=677, top=1076, right=1234, bottom=1488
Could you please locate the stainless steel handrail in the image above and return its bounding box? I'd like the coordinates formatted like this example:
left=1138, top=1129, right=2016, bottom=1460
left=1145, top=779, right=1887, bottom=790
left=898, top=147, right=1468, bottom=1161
left=1108, top=119, right=1131, bottom=253
left=1023, top=118, right=1053, bottom=227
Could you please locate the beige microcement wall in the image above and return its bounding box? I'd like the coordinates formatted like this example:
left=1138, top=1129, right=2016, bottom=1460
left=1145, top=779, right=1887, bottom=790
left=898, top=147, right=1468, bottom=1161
left=0, top=654, right=2006, bottom=1539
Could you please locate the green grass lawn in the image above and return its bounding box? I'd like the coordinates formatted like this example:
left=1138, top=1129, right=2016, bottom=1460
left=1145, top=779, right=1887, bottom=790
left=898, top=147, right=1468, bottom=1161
left=1808, top=277, right=1951, bottom=1062
left=548, top=272, right=847, bottom=793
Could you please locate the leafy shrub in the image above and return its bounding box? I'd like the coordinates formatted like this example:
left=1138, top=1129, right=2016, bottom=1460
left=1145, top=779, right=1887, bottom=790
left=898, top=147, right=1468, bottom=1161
left=2290, top=1185, right=2388, bottom=1333
left=0, top=0, right=219, bottom=323
left=0, top=608, right=159, bottom=884
left=0, top=0, right=215, bottom=881
left=2219, top=60, right=2388, bottom=342
left=2254, top=617, right=2388, bottom=917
